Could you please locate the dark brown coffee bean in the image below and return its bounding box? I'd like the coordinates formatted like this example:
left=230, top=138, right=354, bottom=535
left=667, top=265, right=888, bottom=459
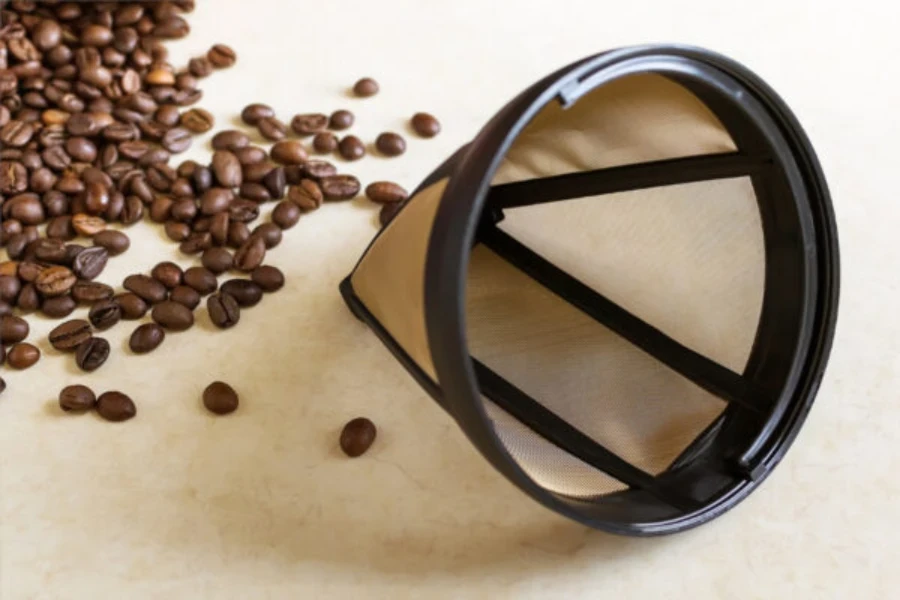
left=366, top=181, right=409, bottom=204
left=42, top=295, right=77, bottom=318
left=155, top=104, right=181, bottom=127
left=188, top=56, right=213, bottom=78
left=6, top=235, right=29, bottom=261
left=228, top=199, right=259, bottom=223
left=102, top=122, right=137, bottom=142
left=72, top=246, right=109, bottom=280
left=287, top=179, right=323, bottom=211
left=170, top=178, right=194, bottom=198
left=220, top=279, right=263, bottom=307
left=262, top=166, right=286, bottom=200
left=312, top=132, right=338, bottom=154
left=212, top=150, right=242, bottom=187
left=7, top=192, right=44, bottom=224
left=149, top=196, right=174, bottom=223
left=81, top=24, right=113, bottom=47
left=283, top=165, right=304, bottom=185
left=30, top=167, right=57, bottom=193
left=151, top=300, right=194, bottom=331
left=138, top=148, right=171, bottom=167
left=129, top=323, right=165, bottom=354
left=33, top=238, right=68, bottom=263
left=162, top=221, right=189, bottom=243
left=146, top=68, right=176, bottom=86
left=234, top=146, right=267, bottom=166
left=89, top=299, right=121, bottom=330
left=75, top=337, right=109, bottom=372
left=272, top=201, right=301, bottom=230
left=83, top=182, right=110, bottom=215
left=411, top=112, right=441, bottom=137
left=41, top=145, right=71, bottom=171
left=379, top=202, right=403, bottom=226
left=183, top=266, right=218, bottom=296
left=202, top=381, right=239, bottom=415
left=118, top=140, right=149, bottom=161
left=340, top=417, right=377, bottom=457
left=115, top=292, right=148, bottom=320
left=93, top=230, right=130, bottom=256
left=180, top=107, right=214, bottom=133
left=162, top=127, right=192, bottom=153
left=320, top=174, right=361, bottom=200
left=124, top=274, right=167, bottom=304
left=0, top=276, right=21, bottom=304
left=35, top=265, right=76, bottom=297
left=150, top=262, right=182, bottom=289
left=353, top=78, right=379, bottom=98
left=258, top=117, right=287, bottom=142
left=8, top=343, right=41, bottom=370
left=0, top=314, right=30, bottom=344
left=207, top=292, right=240, bottom=329
left=375, top=132, right=406, bottom=157
left=170, top=197, right=198, bottom=222
left=242, top=161, right=272, bottom=184
left=59, top=385, right=96, bottom=412
left=338, top=135, right=365, bottom=161
left=33, top=19, right=63, bottom=51
left=180, top=232, right=212, bottom=255
left=253, top=223, right=282, bottom=249
left=290, top=113, right=328, bottom=136
left=207, top=44, right=236, bottom=68
left=0, top=160, right=28, bottom=194
left=239, top=182, right=270, bottom=203
left=233, top=236, right=266, bottom=272
left=209, top=212, right=230, bottom=246
left=72, top=280, right=114, bottom=304
left=301, top=160, right=337, bottom=180
left=169, top=285, right=201, bottom=310
left=270, top=140, right=307, bottom=165
left=329, top=109, right=354, bottom=131
left=49, top=319, right=92, bottom=351
left=211, top=130, right=249, bottom=151
left=227, top=222, right=251, bottom=248
left=16, top=284, right=40, bottom=312
left=0, top=120, right=35, bottom=147
left=240, top=103, right=274, bottom=126
left=200, top=247, right=232, bottom=275
left=17, top=262, right=44, bottom=283
left=72, top=213, right=107, bottom=237
left=66, top=113, right=99, bottom=136
left=66, top=136, right=97, bottom=162
left=200, top=187, right=233, bottom=215
left=96, top=391, right=136, bottom=422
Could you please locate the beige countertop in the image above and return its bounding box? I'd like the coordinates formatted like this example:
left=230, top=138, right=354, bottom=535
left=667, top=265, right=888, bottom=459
left=2, top=0, right=898, bottom=598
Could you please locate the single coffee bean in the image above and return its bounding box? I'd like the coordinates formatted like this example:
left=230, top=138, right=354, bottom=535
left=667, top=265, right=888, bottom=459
left=353, top=78, right=379, bottom=97
left=211, top=130, right=249, bottom=151
left=262, top=166, right=286, bottom=200
left=183, top=267, right=218, bottom=296
left=83, top=182, right=110, bottom=215
left=170, top=178, right=195, bottom=198
left=42, top=295, right=77, bottom=318
left=180, top=107, right=214, bottom=133
left=312, top=132, right=338, bottom=154
left=114, top=293, right=149, bottom=320
left=129, top=323, right=165, bottom=354
left=0, top=120, right=35, bottom=147
left=329, top=109, right=354, bottom=130
left=201, top=247, right=233, bottom=274
left=72, top=213, right=107, bottom=236
left=287, top=179, right=324, bottom=211
left=162, top=127, right=192, bottom=153
left=66, top=136, right=98, bottom=162
left=301, top=160, right=337, bottom=180
left=123, top=274, right=167, bottom=304
left=210, top=212, right=230, bottom=246
left=0, top=315, right=30, bottom=344
left=93, top=230, right=130, bottom=255
left=207, top=292, right=240, bottom=329
left=366, top=181, right=409, bottom=204
left=207, top=44, right=237, bottom=68
left=241, top=103, right=275, bottom=126
left=96, top=391, right=136, bottom=422
left=152, top=300, right=195, bottom=331
left=240, top=182, right=271, bottom=203
left=242, top=161, right=273, bottom=184
left=272, top=201, right=301, bottom=230
left=17, top=262, right=44, bottom=283
left=170, top=197, right=198, bottom=222
left=75, top=337, right=110, bottom=372
left=33, top=239, right=68, bottom=263
left=251, top=265, right=285, bottom=293
left=0, top=276, right=22, bottom=304
left=290, top=113, right=328, bottom=136
left=379, top=201, right=403, bottom=226
left=169, top=285, right=201, bottom=310
left=340, top=417, right=377, bottom=457
left=152, top=198, right=176, bottom=226
left=338, top=135, right=365, bottom=161
left=411, top=112, right=441, bottom=137
left=220, top=279, right=263, bottom=307
left=227, top=222, right=251, bottom=248
left=233, top=235, right=266, bottom=272
left=35, top=265, right=76, bottom=297
left=252, top=224, right=282, bottom=249
left=165, top=221, right=191, bottom=242
left=188, top=56, right=213, bottom=78
left=151, top=262, right=183, bottom=289
left=202, top=381, right=239, bottom=415
left=283, top=165, right=304, bottom=185
left=7, top=193, right=45, bottom=225
left=59, top=385, right=96, bottom=412
left=228, top=200, right=259, bottom=223
left=234, top=146, right=267, bottom=166
left=180, top=232, right=212, bottom=255
left=89, top=299, right=121, bottom=330
left=72, top=280, right=114, bottom=304
left=212, top=150, right=242, bottom=187
left=200, top=187, right=233, bottom=215
left=375, top=132, right=406, bottom=157
left=0, top=160, right=28, bottom=194
left=258, top=117, right=287, bottom=142
left=16, top=284, right=40, bottom=312
left=155, top=104, right=181, bottom=127
left=320, top=174, right=361, bottom=201
left=72, top=246, right=109, bottom=280
left=8, top=343, right=41, bottom=370
left=270, top=140, right=307, bottom=165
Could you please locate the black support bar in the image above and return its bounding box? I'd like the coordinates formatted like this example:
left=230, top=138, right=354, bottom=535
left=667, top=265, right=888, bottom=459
left=487, top=152, right=771, bottom=209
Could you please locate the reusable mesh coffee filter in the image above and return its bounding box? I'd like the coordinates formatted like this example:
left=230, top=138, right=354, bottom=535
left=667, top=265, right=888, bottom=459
left=342, top=45, right=839, bottom=535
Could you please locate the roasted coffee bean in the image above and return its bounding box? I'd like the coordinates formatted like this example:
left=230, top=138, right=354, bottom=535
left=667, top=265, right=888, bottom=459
left=211, top=130, right=249, bottom=151
left=202, top=381, right=239, bottom=415
left=329, top=109, right=354, bottom=131
left=72, top=280, right=114, bottom=304
left=83, top=182, right=110, bottom=215
left=0, top=120, right=35, bottom=147
left=155, top=104, right=181, bottom=127
left=66, top=113, right=100, bottom=136
left=180, top=231, right=212, bottom=255
left=147, top=163, right=177, bottom=193
left=200, top=187, right=233, bottom=215
left=151, top=300, right=194, bottom=331
left=239, top=182, right=270, bottom=203
left=241, top=103, right=275, bottom=126
left=162, top=127, right=192, bottom=153
left=151, top=262, right=183, bottom=289
left=35, top=266, right=76, bottom=297
left=149, top=196, right=174, bottom=223
left=200, top=247, right=233, bottom=275
left=412, top=112, right=441, bottom=137
left=283, top=165, right=304, bottom=185
left=379, top=202, right=403, bottom=226
left=102, top=122, right=138, bottom=142
left=301, top=160, right=337, bottom=180
left=170, top=197, right=198, bottom=222
left=115, top=293, right=148, bottom=320
left=82, top=24, right=113, bottom=47
left=16, top=284, right=40, bottom=312
left=164, top=221, right=190, bottom=242
left=7, top=193, right=44, bottom=225
left=0, top=276, right=21, bottom=304
left=42, top=145, right=71, bottom=171
left=366, top=181, right=409, bottom=204
left=124, top=274, right=167, bottom=304
left=169, top=285, right=201, bottom=310
left=262, top=166, right=286, bottom=199
left=220, top=279, right=263, bottom=307
left=8, top=343, right=41, bottom=370
left=0, top=315, right=30, bottom=344
left=49, top=319, right=92, bottom=351
left=270, top=140, right=307, bottom=165
left=253, top=223, right=282, bottom=249
left=312, top=132, right=338, bottom=154
left=242, top=161, right=272, bottom=183
left=209, top=212, right=230, bottom=246
left=139, top=147, right=171, bottom=167
left=129, top=323, right=165, bottom=354
left=59, top=385, right=96, bottom=412
left=207, top=292, right=240, bottom=329
left=64, top=244, right=87, bottom=266
left=234, top=146, right=267, bottom=166
left=227, top=222, right=251, bottom=248
left=340, top=417, right=377, bottom=457
left=33, top=238, right=68, bottom=263
left=183, top=266, right=218, bottom=295
left=180, top=107, right=214, bottom=133
left=75, top=337, right=110, bottom=372
left=375, top=132, right=406, bottom=157
left=72, top=213, right=107, bottom=237
left=338, top=135, right=365, bottom=161
left=171, top=177, right=195, bottom=199
left=30, top=167, right=57, bottom=193
left=89, top=299, right=121, bottom=330
left=207, top=44, right=236, bottom=68
left=0, top=303, right=10, bottom=319
left=0, top=160, right=28, bottom=194
left=96, top=391, right=136, bottom=422
left=272, top=201, right=301, bottom=229
left=42, top=294, right=75, bottom=319
left=288, top=179, right=323, bottom=211
left=66, top=136, right=97, bottom=162
left=18, top=262, right=45, bottom=283
left=6, top=235, right=29, bottom=260
left=228, top=199, right=259, bottom=223
left=93, top=230, right=130, bottom=255
left=258, top=117, right=287, bottom=142
left=290, top=113, right=328, bottom=136
left=320, top=174, right=361, bottom=200
left=72, top=246, right=109, bottom=280
left=188, top=56, right=213, bottom=78
left=233, top=236, right=266, bottom=272
left=353, top=78, right=379, bottom=97
left=212, top=150, right=242, bottom=187
left=118, top=140, right=149, bottom=160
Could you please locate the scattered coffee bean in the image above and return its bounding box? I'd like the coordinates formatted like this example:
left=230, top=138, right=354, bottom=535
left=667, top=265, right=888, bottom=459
left=115, top=293, right=149, bottom=320
left=129, top=323, right=165, bottom=354
left=366, top=181, right=409, bottom=204
left=49, top=319, right=92, bottom=351
left=353, top=78, right=379, bottom=97
left=162, top=127, right=192, bottom=153
left=233, top=236, right=266, bottom=272
left=252, top=266, right=285, bottom=293
left=72, top=281, right=114, bottom=304
left=312, top=132, right=338, bottom=154
left=207, top=292, right=240, bottom=329
left=202, top=381, right=239, bottom=415
left=253, top=223, right=283, bottom=249
left=338, top=135, right=366, bottom=161
left=151, top=300, right=194, bottom=331
left=301, top=160, right=338, bottom=180
left=272, top=201, right=301, bottom=229
left=329, top=110, right=354, bottom=130
left=411, top=112, right=441, bottom=137
left=72, top=213, right=107, bottom=237
left=180, top=107, right=214, bottom=133
left=340, top=417, right=377, bottom=457
left=96, top=391, right=136, bottom=422
left=75, top=337, right=110, bottom=372
left=241, top=103, right=275, bottom=126
left=16, top=285, right=40, bottom=312
left=183, top=267, right=218, bottom=296
left=212, top=150, right=242, bottom=187
left=201, top=247, right=234, bottom=274
left=320, top=174, right=361, bottom=200
left=41, top=296, right=77, bottom=319
left=290, top=113, right=328, bottom=136
left=93, top=230, right=130, bottom=255
left=211, top=130, right=249, bottom=151
left=270, top=140, right=307, bottom=165
left=258, top=117, right=288, bottom=141
left=59, top=385, right=96, bottom=412
left=207, top=44, right=237, bottom=68
left=8, top=343, right=41, bottom=370
left=0, top=276, right=21, bottom=304
left=151, top=262, right=184, bottom=289
left=89, top=299, right=122, bottom=331
left=72, top=246, right=109, bottom=280
left=201, top=187, right=233, bottom=216
left=375, top=132, right=406, bottom=157
left=124, top=274, right=167, bottom=304
left=220, top=279, right=263, bottom=307
left=169, top=285, right=201, bottom=310
left=189, top=56, right=213, bottom=78
left=180, top=232, right=212, bottom=254
left=35, top=266, right=77, bottom=297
